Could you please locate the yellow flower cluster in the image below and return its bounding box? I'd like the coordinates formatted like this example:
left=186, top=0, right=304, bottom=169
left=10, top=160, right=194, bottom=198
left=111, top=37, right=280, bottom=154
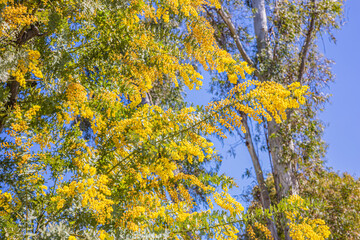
left=10, top=106, right=27, bottom=134
left=0, top=3, right=37, bottom=38
left=113, top=165, right=220, bottom=235
left=213, top=224, right=240, bottom=240
left=62, top=81, right=95, bottom=126
left=10, top=120, right=28, bottom=133
left=247, top=225, right=257, bottom=240
left=214, top=191, right=244, bottom=215
left=11, top=60, right=27, bottom=87
left=24, top=105, right=40, bottom=120
left=10, top=104, right=41, bottom=137
left=285, top=195, right=331, bottom=240
left=52, top=173, right=113, bottom=224
left=10, top=50, right=43, bottom=87
left=253, top=222, right=273, bottom=240
left=207, top=80, right=309, bottom=135
left=27, top=50, right=43, bottom=79
left=66, top=82, right=87, bottom=103
left=0, top=190, right=12, bottom=216
left=98, top=230, right=107, bottom=240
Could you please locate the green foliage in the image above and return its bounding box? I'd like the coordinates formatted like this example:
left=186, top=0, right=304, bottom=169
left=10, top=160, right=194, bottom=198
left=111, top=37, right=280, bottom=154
left=301, top=169, right=360, bottom=239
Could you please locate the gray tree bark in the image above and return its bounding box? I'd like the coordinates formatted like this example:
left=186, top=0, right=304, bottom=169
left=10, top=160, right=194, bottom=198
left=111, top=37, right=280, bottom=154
left=252, top=1, right=297, bottom=239
left=252, top=0, right=269, bottom=54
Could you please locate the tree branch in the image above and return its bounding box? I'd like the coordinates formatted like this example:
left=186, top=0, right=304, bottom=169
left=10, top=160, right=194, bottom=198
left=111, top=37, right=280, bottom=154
left=0, top=22, right=45, bottom=134
left=297, top=0, right=317, bottom=84
left=216, top=8, right=265, bottom=81
left=0, top=78, right=20, bottom=133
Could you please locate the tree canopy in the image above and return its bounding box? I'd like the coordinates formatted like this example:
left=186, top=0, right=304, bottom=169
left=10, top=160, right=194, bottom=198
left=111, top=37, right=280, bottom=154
left=0, top=0, right=355, bottom=239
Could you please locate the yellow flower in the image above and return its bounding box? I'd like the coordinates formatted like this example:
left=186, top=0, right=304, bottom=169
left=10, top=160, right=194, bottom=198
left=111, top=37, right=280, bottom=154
left=99, top=230, right=107, bottom=240
left=228, top=74, right=238, bottom=84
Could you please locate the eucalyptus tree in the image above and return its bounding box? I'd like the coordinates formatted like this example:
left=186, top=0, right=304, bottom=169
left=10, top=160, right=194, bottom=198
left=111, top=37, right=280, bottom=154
left=205, top=0, right=344, bottom=239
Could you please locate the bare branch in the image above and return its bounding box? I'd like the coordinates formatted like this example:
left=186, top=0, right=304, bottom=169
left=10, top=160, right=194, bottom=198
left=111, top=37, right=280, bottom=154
left=298, top=0, right=317, bottom=84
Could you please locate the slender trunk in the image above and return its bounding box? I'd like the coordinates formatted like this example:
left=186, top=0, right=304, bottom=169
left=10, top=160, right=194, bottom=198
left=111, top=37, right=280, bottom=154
left=216, top=5, right=279, bottom=239
left=298, top=0, right=316, bottom=84
left=241, top=114, right=279, bottom=240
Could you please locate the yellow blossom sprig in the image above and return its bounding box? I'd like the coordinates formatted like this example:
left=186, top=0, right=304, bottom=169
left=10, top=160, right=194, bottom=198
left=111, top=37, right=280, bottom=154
left=284, top=195, right=331, bottom=240
left=10, top=50, right=43, bottom=87
left=51, top=173, right=113, bottom=224
left=206, top=80, right=309, bottom=135
left=0, top=190, right=13, bottom=215
left=0, top=3, right=37, bottom=39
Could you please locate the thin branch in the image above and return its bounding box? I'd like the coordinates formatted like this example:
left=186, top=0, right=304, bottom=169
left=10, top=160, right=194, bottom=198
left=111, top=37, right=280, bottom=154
left=106, top=110, right=214, bottom=175
left=69, top=234, right=86, bottom=239
left=297, top=0, right=317, bottom=84
left=172, top=218, right=244, bottom=235
left=216, top=7, right=265, bottom=81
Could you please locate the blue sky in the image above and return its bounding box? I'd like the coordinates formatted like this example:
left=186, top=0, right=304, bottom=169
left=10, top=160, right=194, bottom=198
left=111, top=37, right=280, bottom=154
left=186, top=0, right=360, bottom=198
left=318, top=0, right=360, bottom=176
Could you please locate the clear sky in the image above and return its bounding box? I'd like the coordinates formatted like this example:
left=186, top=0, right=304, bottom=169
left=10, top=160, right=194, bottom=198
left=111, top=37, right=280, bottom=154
left=318, top=0, right=360, bottom=177
left=186, top=0, right=360, bottom=199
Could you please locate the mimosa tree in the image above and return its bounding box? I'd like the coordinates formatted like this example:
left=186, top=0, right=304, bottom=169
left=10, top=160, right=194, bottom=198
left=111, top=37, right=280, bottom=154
left=0, top=0, right=331, bottom=239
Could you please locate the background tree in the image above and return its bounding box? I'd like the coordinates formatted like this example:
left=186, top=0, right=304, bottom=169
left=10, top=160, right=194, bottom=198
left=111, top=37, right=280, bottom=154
left=203, top=0, right=345, bottom=239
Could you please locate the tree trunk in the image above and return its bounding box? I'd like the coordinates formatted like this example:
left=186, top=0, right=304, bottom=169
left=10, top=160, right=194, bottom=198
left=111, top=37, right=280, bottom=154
left=216, top=6, right=279, bottom=239
left=252, top=0, right=297, bottom=239
left=268, top=122, right=299, bottom=201
left=268, top=121, right=297, bottom=240
left=252, top=0, right=269, bottom=54
left=0, top=79, right=20, bottom=134
left=241, top=113, right=279, bottom=240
